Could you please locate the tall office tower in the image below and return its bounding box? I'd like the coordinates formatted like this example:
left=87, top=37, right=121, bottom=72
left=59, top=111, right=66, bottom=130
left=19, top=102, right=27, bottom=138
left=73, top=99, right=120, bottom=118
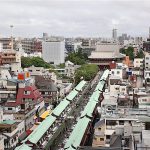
left=149, top=27, right=150, bottom=39
left=43, top=33, right=48, bottom=41
left=112, top=28, right=117, bottom=41
left=42, top=40, right=65, bottom=65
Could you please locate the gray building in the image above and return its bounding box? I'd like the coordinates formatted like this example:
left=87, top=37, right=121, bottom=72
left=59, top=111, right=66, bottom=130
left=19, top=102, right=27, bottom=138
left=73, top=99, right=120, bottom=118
left=42, top=40, right=65, bottom=65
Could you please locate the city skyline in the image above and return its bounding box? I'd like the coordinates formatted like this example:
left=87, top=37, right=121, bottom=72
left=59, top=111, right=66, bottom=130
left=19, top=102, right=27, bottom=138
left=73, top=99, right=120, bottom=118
left=0, top=0, right=150, bottom=37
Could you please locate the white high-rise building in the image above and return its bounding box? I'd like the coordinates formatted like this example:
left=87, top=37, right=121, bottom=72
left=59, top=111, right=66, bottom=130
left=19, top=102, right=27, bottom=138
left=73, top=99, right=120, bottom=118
left=112, top=29, right=117, bottom=41
left=42, top=40, right=65, bottom=65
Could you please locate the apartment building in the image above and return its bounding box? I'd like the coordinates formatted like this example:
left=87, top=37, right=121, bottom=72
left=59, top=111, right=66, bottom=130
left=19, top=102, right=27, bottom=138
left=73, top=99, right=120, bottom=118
left=21, top=38, right=42, bottom=53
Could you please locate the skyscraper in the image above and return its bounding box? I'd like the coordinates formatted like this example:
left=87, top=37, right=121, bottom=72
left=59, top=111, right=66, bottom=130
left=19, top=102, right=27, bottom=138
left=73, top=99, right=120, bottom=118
left=112, top=28, right=117, bottom=41
left=149, top=27, right=150, bottom=38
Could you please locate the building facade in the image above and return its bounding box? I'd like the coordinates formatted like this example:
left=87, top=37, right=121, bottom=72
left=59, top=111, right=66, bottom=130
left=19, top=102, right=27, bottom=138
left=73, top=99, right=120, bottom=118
left=42, top=40, right=65, bottom=65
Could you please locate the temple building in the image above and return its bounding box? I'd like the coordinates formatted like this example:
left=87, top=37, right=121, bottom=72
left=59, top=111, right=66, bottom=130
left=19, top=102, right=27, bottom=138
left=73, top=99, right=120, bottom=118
left=88, top=43, right=125, bottom=69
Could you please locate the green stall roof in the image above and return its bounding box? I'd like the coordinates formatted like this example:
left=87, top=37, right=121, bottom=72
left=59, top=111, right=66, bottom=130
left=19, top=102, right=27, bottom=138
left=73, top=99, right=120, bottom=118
left=66, top=90, right=78, bottom=101
left=100, top=70, right=110, bottom=81
left=24, top=115, right=56, bottom=144
left=15, top=144, right=32, bottom=150
left=75, top=80, right=86, bottom=91
left=65, top=117, right=90, bottom=149
left=94, top=80, right=105, bottom=92
left=52, top=99, right=70, bottom=116
left=80, top=101, right=97, bottom=118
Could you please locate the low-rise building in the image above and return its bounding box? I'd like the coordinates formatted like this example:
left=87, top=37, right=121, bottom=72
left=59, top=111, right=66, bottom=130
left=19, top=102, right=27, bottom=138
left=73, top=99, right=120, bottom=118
left=134, top=58, right=143, bottom=68
left=145, top=52, right=150, bottom=70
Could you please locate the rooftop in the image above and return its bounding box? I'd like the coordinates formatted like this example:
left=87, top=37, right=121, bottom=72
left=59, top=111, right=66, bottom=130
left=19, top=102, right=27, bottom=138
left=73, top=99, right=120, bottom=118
left=0, top=120, right=16, bottom=125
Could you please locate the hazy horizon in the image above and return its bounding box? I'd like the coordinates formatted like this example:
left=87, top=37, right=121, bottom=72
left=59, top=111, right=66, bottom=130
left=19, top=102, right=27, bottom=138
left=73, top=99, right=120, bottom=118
left=0, top=0, right=150, bottom=38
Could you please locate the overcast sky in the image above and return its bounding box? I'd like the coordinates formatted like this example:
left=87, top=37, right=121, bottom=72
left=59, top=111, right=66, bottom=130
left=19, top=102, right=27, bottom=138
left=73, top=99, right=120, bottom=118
left=0, top=0, right=150, bottom=38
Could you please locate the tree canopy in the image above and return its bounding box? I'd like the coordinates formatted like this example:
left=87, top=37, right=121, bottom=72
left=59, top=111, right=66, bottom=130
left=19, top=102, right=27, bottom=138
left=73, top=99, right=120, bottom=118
left=65, top=49, right=88, bottom=65
left=74, top=64, right=99, bottom=84
left=136, top=50, right=144, bottom=58
left=120, top=46, right=134, bottom=60
left=21, top=57, right=55, bottom=69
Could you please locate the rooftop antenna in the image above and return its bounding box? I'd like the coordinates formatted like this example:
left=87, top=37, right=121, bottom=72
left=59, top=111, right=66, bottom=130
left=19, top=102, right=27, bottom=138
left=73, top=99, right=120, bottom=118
left=10, top=25, right=14, bottom=50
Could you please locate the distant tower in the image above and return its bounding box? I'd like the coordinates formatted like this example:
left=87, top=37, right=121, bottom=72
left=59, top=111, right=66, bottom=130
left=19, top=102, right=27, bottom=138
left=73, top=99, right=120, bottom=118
left=10, top=25, right=14, bottom=50
left=112, top=28, right=117, bottom=41
left=43, top=33, right=48, bottom=41
left=149, top=27, right=150, bottom=38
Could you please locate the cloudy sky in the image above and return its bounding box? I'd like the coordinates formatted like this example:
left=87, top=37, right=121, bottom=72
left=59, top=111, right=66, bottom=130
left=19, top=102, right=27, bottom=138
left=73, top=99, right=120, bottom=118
left=0, top=0, right=150, bottom=38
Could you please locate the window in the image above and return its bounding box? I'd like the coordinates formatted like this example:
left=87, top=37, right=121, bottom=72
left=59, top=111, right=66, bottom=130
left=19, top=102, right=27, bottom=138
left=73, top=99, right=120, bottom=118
left=146, top=57, right=149, bottom=60
left=98, top=127, right=101, bottom=131
left=122, top=88, right=125, bottom=91
left=142, top=99, right=147, bottom=102
left=119, top=120, right=124, bottom=125
left=106, top=135, right=110, bottom=139
left=100, top=138, right=104, bottom=141
left=117, top=71, right=120, bottom=74
left=111, top=71, right=114, bottom=74
left=8, top=107, right=12, bottom=110
left=24, top=91, right=30, bottom=95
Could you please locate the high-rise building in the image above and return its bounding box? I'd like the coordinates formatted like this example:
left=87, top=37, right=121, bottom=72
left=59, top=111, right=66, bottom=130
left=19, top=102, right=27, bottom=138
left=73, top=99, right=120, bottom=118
left=43, top=33, right=48, bottom=41
left=42, top=40, right=65, bottom=65
left=112, top=29, right=117, bottom=41
left=149, top=27, right=150, bottom=39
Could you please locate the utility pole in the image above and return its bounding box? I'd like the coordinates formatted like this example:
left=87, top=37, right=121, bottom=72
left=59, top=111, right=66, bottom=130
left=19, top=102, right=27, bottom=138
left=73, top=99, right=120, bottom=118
left=10, top=25, right=13, bottom=50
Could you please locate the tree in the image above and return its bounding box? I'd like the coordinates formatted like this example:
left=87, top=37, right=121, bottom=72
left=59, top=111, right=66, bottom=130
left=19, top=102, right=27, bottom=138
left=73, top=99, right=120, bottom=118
left=21, top=57, right=32, bottom=68
left=120, top=47, right=134, bottom=60
left=136, top=50, right=144, bottom=58
left=75, top=64, right=99, bottom=84
left=21, top=57, right=55, bottom=69
left=57, top=63, right=65, bottom=68
left=65, top=48, right=88, bottom=65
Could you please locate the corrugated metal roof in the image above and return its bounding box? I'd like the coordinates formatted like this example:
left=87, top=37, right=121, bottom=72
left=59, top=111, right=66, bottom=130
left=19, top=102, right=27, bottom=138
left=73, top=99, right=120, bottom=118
left=66, top=90, right=78, bottom=101
left=75, top=80, right=86, bottom=91
left=24, top=115, right=56, bottom=144
left=80, top=101, right=97, bottom=118
left=52, top=99, right=70, bottom=116
left=15, top=144, right=32, bottom=150
left=64, top=117, right=90, bottom=149
left=100, top=69, right=110, bottom=81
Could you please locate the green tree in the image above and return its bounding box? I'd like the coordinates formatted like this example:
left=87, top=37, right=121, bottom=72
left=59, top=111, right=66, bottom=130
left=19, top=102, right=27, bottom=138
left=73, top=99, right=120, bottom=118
left=65, top=49, right=88, bottom=65
left=120, top=46, right=134, bottom=60
left=21, top=57, right=32, bottom=68
left=75, top=64, right=99, bottom=84
left=21, top=57, right=55, bottom=69
left=136, top=50, right=144, bottom=58
left=57, top=63, right=65, bottom=68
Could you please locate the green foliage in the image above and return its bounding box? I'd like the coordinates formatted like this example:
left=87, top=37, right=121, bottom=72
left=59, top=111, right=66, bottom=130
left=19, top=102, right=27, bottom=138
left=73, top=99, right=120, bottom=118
left=136, top=50, right=144, bottom=58
left=21, top=57, right=55, bottom=69
left=57, top=63, right=65, bottom=68
left=65, top=48, right=88, bottom=65
left=120, top=47, right=134, bottom=60
left=75, top=64, right=99, bottom=84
